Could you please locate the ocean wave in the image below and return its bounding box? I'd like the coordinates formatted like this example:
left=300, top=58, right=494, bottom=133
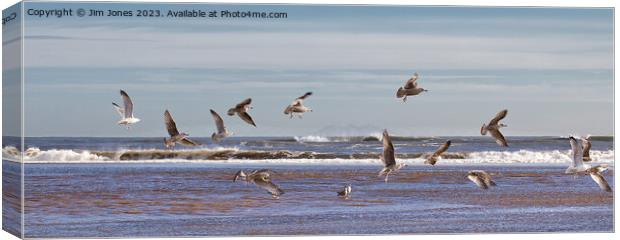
left=3, top=146, right=614, bottom=165
left=294, top=135, right=331, bottom=143
left=291, top=134, right=436, bottom=143
left=3, top=146, right=108, bottom=162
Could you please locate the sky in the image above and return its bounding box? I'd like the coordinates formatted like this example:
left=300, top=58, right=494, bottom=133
left=6, top=2, right=614, bottom=137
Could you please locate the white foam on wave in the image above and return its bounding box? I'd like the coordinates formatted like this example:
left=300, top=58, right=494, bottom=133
left=462, top=149, right=614, bottom=164
left=294, top=135, right=330, bottom=143
left=25, top=148, right=109, bottom=162
left=3, top=146, right=614, bottom=165
left=224, top=149, right=615, bottom=166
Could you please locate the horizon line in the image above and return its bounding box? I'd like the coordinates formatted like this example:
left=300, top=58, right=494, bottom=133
left=2, top=135, right=614, bottom=138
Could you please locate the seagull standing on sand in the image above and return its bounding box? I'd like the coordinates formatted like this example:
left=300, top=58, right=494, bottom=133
left=424, top=140, right=451, bottom=166
left=163, top=110, right=200, bottom=148
left=233, top=169, right=284, bottom=198
left=337, top=184, right=352, bottom=199
left=467, top=170, right=497, bottom=189
left=396, top=72, right=428, bottom=102
left=565, top=136, right=589, bottom=174
left=112, top=90, right=140, bottom=128
left=585, top=165, right=612, bottom=192
left=284, top=92, right=313, bottom=119
left=227, top=98, right=257, bottom=127
left=378, top=129, right=406, bottom=183
left=581, top=135, right=592, bottom=162
left=210, top=109, right=232, bottom=142
left=480, top=109, right=509, bottom=147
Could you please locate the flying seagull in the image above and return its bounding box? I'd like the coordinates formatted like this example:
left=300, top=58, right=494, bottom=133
left=585, top=165, right=612, bottom=192
left=112, top=90, right=140, bottom=128
left=378, top=129, right=406, bottom=183
left=284, top=92, right=313, bottom=119
left=337, top=184, right=352, bottom=199
left=227, top=98, right=257, bottom=127
left=233, top=169, right=284, bottom=198
left=424, top=140, right=452, bottom=166
left=396, top=72, right=428, bottom=102
left=163, top=110, right=200, bottom=148
left=565, top=136, right=589, bottom=174
left=467, top=170, right=497, bottom=189
left=210, top=109, right=232, bottom=142
left=480, top=109, right=508, bottom=147
left=582, top=135, right=592, bottom=162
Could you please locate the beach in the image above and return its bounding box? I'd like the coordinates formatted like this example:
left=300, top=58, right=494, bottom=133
left=1, top=136, right=614, bottom=237
left=3, top=162, right=613, bottom=238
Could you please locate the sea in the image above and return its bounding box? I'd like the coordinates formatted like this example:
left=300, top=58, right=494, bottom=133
left=1, top=136, right=614, bottom=237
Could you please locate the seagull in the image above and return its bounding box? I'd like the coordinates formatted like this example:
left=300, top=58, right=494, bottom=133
left=163, top=110, right=200, bottom=148
left=337, top=184, right=352, bottom=199
left=210, top=109, right=232, bottom=142
left=396, top=72, right=428, bottom=102
left=582, top=135, right=592, bottom=162
left=112, top=90, right=140, bottom=128
left=378, top=129, right=406, bottom=183
left=233, top=169, right=284, bottom=198
left=424, top=140, right=451, bottom=166
left=565, top=136, right=590, bottom=174
left=284, top=92, right=313, bottom=119
left=480, top=109, right=508, bottom=147
left=227, top=98, right=257, bottom=127
left=585, top=165, right=612, bottom=192
left=467, top=170, right=497, bottom=189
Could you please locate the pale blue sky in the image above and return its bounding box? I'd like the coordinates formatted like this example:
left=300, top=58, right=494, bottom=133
left=10, top=2, right=614, bottom=137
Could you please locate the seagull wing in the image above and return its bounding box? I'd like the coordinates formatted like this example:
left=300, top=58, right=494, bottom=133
left=404, top=73, right=419, bottom=89
left=210, top=109, right=227, bottom=134
left=283, top=105, right=294, bottom=114
left=120, top=90, right=134, bottom=118
left=112, top=102, right=125, bottom=118
left=432, top=140, right=452, bottom=157
left=569, top=137, right=584, bottom=169
left=296, top=92, right=313, bottom=101
left=337, top=189, right=346, bottom=196
left=180, top=138, right=200, bottom=146
left=233, top=170, right=245, bottom=182
left=382, top=129, right=396, bottom=167
left=589, top=172, right=612, bottom=192
left=238, top=112, right=257, bottom=127
left=582, top=138, right=592, bottom=161
left=489, top=129, right=508, bottom=147
left=467, top=174, right=489, bottom=189
left=164, top=110, right=180, bottom=137
left=488, top=109, right=508, bottom=126
left=253, top=178, right=284, bottom=196
left=478, top=171, right=496, bottom=186
left=236, top=98, right=252, bottom=109
left=252, top=169, right=275, bottom=179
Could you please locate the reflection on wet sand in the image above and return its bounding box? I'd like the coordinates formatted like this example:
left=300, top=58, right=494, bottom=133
left=15, top=162, right=615, bottom=237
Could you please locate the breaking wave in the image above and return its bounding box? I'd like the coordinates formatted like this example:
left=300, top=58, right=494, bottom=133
left=3, top=146, right=614, bottom=165
left=285, top=134, right=435, bottom=143
left=294, top=135, right=330, bottom=143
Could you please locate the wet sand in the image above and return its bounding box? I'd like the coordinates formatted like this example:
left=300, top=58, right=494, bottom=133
left=6, top=161, right=614, bottom=237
